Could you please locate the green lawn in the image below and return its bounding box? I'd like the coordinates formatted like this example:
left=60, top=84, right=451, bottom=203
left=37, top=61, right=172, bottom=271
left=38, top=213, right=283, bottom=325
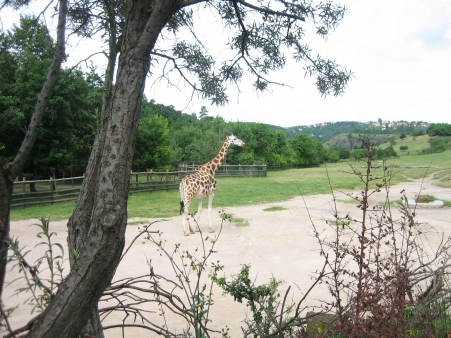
left=10, top=150, right=451, bottom=221
left=380, top=135, right=431, bottom=155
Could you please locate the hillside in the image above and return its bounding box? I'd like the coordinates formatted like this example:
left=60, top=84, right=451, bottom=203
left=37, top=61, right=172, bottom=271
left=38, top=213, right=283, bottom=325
left=323, top=133, right=393, bottom=150
left=268, top=121, right=429, bottom=143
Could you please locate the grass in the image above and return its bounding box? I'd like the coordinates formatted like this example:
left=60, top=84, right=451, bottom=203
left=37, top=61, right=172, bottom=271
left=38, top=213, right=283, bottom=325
left=330, top=220, right=352, bottom=227
left=263, top=206, right=287, bottom=212
left=337, top=199, right=360, bottom=204
left=10, top=201, right=76, bottom=221
left=379, top=135, right=431, bottom=155
left=10, top=149, right=451, bottom=221
left=229, top=216, right=249, bottom=227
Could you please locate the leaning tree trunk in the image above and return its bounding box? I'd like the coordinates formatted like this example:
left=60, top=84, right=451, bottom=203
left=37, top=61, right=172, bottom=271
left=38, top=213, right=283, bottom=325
left=75, top=2, right=121, bottom=335
left=27, top=1, right=179, bottom=337
left=0, top=0, right=67, bottom=298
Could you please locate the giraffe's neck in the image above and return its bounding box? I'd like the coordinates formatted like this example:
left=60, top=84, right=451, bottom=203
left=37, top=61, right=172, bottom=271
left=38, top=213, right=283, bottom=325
left=202, top=140, right=229, bottom=175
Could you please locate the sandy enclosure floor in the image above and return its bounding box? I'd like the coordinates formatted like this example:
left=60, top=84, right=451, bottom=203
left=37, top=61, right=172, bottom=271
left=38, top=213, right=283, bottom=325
left=3, top=176, right=451, bottom=337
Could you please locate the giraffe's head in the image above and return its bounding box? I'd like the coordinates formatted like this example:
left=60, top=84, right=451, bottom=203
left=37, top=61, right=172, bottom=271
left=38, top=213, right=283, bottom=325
left=226, top=134, right=245, bottom=147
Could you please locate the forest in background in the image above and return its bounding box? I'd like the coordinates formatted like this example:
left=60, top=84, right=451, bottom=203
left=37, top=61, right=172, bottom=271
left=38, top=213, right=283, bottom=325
left=1, top=16, right=450, bottom=180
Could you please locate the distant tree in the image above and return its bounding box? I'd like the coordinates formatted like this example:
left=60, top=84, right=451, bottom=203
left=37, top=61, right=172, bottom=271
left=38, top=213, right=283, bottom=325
left=351, top=148, right=365, bottom=161
left=374, top=146, right=397, bottom=159
left=411, top=130, right=424, bottom=137
left=229, top=122, right=256, bottom=164
left=250, top=123, right=276, bottom=161
left=427, top=123, right=451, bottom=136
left=400, top=145, right=408, bottom=151
left=172, top=126, right=203, bottom=163
left=0, top=17, right=102, bottom=178
left=0, top=15, right=56, bottom=164
left=199, top=105, right=208, bottom=119
left=400, top=133, right=406, bottom=139
left=423, top=137, right=451, bottom=153
left=133, top=114, right=172, bottom=171
left=389, top=136, right=397, bottom=146
left=184, top=130, right=224, bottom=164
left=0, top=0, right=67, bottom=299
left=325, top=148, right=340, bottom=162
left=290, top=134, right=324, bottom=166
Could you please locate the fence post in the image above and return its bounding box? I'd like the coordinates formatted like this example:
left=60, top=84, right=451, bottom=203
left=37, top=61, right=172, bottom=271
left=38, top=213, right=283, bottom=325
left=50, top=177, right=56, bottom=191
left=22, top=177, right=26, bottom=193
left=166, top=169, right=169, bottom=190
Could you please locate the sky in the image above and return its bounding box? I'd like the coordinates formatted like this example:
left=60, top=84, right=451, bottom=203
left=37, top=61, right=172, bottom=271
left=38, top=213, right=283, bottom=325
left=1, top=0, right=451, bottom=128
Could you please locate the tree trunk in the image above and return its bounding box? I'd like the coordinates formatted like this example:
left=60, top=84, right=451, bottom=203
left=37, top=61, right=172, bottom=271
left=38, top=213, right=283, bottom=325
left=75, top=3, right=121, bottom=335
left=27, top=1, right=179, bottom=336
left=0, top=0, right=67, bottom=297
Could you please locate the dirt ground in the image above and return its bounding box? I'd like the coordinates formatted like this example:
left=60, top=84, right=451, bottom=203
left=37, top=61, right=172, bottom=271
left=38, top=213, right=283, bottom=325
left=3, top=175, right=451, bottom=337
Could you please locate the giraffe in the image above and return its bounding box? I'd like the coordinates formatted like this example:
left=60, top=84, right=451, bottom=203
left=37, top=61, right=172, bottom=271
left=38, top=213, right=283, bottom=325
left=179, top=134, right=245, bottom=236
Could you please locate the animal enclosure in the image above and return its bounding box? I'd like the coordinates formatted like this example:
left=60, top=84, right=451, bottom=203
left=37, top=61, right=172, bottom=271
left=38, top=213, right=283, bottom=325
left=11, top=165, right=267, bottom=209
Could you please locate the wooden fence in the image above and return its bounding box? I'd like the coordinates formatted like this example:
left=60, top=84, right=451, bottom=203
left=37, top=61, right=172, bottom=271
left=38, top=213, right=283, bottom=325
left=180, top=164, right=267, bottom=178
left=11, top=164, right=267, bottom=209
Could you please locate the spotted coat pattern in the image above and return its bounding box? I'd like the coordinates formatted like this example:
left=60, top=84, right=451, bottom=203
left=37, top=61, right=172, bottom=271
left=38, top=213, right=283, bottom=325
left=179, top=135, right=245, bottom=236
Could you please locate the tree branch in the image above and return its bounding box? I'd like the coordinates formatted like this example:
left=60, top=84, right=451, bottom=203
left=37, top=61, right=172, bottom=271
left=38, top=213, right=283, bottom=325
left=9, top=0, right=67, bottom=179
left=236, top=0, right=306, bottom=21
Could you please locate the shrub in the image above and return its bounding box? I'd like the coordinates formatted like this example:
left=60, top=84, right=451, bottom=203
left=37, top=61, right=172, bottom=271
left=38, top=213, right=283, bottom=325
left=311, top=138, right=451, bottom=337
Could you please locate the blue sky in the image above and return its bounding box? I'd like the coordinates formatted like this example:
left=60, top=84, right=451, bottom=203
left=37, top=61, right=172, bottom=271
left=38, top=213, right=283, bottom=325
left=1, top=0, right=450, bottom=127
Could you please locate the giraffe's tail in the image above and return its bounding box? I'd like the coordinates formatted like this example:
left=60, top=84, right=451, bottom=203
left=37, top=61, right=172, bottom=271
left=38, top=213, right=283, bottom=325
left=180, top=200, right=184, bottom=215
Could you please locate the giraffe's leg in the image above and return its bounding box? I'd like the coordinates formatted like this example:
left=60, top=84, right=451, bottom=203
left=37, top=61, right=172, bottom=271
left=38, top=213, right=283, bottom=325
left=182, top=208, right=189, bottom=236
left=182, top=201, right=195, bottom=236
left=187, top=216, right=195, bottom=234
left=196, top=198, right=203, bottom=232
left=207, top=193, right=215, bottom=233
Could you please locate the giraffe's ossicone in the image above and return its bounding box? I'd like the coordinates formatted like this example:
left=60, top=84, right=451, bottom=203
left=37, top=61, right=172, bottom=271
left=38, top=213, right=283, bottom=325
left=179, top=134, right=245, bottom=236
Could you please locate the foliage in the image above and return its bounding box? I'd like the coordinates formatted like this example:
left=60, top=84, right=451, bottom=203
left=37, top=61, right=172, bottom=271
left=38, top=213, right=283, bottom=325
left=13, top=148, right=451, bottom=221
left=290, top=134, right=324, bottom=166
left=5, top=216, right=65, bottom=316
left=411, top=130, right=425, bottom=137
left=0, top=15, right=54, bottom=163
left=133, top=113, right=172, bottom=171
left=162, top=1, right=353, bottom=103
left=101, top=218, right=229, bottom=337
left=373, top=145, right=397, bottom=159
left=311, top=139, right=451, bottom=337
left=214, top=264, right=281, bottom=326
left=0, top=16, right=102, bottom=178
left=272, top=121, right=429, bottom=143
left=156, top=106, right=300, bottom=167
left=427, top=123, right=451, bottom=136
left=1, top=17, right=442, bottom=179
left=421, top=137, right=451, bottom=154
left=1, top=15, right=439, bottom=178
left=29, top=67, right=102, bottom=177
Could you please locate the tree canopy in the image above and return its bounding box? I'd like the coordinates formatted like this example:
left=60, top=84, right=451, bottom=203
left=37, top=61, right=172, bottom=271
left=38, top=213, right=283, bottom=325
left=0, top=16, right=103, bottom=178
